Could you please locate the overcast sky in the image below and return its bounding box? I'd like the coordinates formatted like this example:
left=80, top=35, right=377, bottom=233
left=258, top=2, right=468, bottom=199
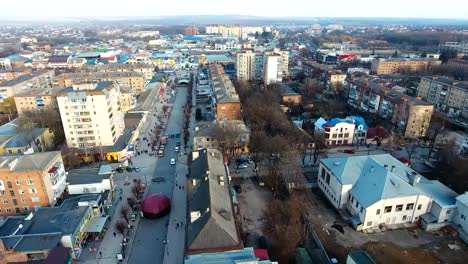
left=1, top=0, right=467, bottom=20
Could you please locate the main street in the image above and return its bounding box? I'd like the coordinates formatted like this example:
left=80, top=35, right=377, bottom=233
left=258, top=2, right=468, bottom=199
left=127, top=84, right=189, bottom=264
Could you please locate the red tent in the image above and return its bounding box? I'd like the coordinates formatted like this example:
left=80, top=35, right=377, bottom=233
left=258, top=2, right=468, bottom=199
left=254, top=249, right=270, bottom=261
left=141, top=194, right=171, bottom=219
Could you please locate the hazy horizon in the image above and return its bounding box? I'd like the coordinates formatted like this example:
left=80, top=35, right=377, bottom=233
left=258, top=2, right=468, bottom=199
left=1, top=0, right=467, bottom=21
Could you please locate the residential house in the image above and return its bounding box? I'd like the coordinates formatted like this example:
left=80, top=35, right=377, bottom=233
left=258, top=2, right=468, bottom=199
left=14, top=87, right=60, bottom=115
left=318, top=154, right=458, bottom=231
left=0, top=151, right=66, bottom=216
left=314, top=117, right=355, bottom=146
left=187, top=149, right=242, bottom=254
left=0, top=69, right=54, bottom=99
left=281, top=84, right=302, bottom=105
left=193, top=120, right=250, bottom=154
left=0, top=117, right=55, bottom=154
left=47, top=56, right=70, bottom=69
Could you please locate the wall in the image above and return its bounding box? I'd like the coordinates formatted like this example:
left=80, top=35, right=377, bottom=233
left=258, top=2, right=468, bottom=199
left=317, top=164, right=343, bottom=209
left=216, top=102, right=241, bottom=121
left=67, top=180, right=112, bottom=195
left=455, top=200, right=468, bottom=233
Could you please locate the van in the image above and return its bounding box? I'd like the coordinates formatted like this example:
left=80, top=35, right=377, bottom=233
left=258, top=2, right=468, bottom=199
left=158, top=150, right=164, bottom=157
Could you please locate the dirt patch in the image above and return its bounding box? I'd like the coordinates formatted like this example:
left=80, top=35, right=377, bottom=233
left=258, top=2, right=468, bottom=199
left=365, top=242, right=440, bottom=264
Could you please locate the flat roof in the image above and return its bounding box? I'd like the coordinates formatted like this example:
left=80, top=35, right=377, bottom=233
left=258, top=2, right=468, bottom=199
left=66, top=168, right=112, bottom=185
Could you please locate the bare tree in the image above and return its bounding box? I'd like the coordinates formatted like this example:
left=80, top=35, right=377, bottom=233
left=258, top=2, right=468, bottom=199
left=61, top=146, right=82, bottom=168
left=426, top=114, right=447, bottom=158
left=405, top=138, right=420, bottom=163
left=16, top=116, right=41, bottom=151
left=114, top=220, right=127, bottom=239
left=312, top=133, right=327, bottom=165
left=214, top=121, right=244, bottom=158
left=127, top=198, right=136, bottom=212
left=302, top=78, right=320, bottom=98
left=120, top=206, right=130, bottom=224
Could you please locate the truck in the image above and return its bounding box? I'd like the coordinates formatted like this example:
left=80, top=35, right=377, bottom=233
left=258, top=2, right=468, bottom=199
left=160, top=136, right=168, bottom=145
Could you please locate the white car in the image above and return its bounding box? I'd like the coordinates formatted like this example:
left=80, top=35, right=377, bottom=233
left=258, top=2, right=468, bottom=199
left=170, top=158, right=176, bottom=165
left=175, top=146, right=179, bottom=152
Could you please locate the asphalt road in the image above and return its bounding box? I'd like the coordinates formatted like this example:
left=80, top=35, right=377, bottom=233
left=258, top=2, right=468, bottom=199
left=127, top=86, right=187, bottom=264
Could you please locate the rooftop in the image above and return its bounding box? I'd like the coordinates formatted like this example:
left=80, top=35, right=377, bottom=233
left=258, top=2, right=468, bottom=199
left=57, top=71, right=144, bottom=80
left=57, top=81, right=115, bottom=95
left=321, top=154, right=458, bottom=208
left=0, top=151, right=61, bottom=173
left=66, top=167, right=112, bottom=185
left=185, top=247, right=276, bottom=264
left=209, top=64, right=240, bottom=104
left=0, top=233, right=62, bottom=253
left=421, top=76, right=468, bottom=91
left=0, top=69, right=53, bottom=87
left=188, top=148, right=241, bottom=253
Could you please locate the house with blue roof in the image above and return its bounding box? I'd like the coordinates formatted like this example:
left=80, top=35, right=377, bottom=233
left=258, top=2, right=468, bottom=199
left=318, top=154, right=459, bottom=231
left=314, top=116, right=368, bottom=146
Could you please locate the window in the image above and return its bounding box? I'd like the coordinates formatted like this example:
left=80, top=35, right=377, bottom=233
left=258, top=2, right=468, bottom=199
left=367, top=221, right=373, bottom=226
left=12, top=199, right=17, bottom=206
left=9, top=190, right=15, bottom=197
left=446, top=209, right=451, bottom=215
left=26, top=179, right=34, bottom=185
left=0, top=190, right=4, bottom=196
left=6, top=208, right=11, bottom=213
left=461, top=214, right=465, bottom=220
left=402, top=215, right=407, bottom=221
left=376, top=209, right=381, bottom=215
left=3, top=199, right=9, bottom=204
left=406, top=203, right=414, bottom=210
left=355, top=201, right=359, bottom=207
left=24, top=207, right=30, bottom=211
left=18, top=190, right=24, bottom=194
left=321, top=168, right=326, bottom=179
left=325, top=173, right=330, bottom=184
left=396, top=204, right=403, bottom=212
left=31, top=197, right=40, bottom=203
left=384, top=206, right=392, bottom=213
left=16, top=180, right=21, bottom=186
left=21, top=198, right=27, bottom=203
left=6, top=181, right=12, bottom=188
left=360, top=207, right=363, bottom=213
left=29, top=188, right=38, bottom=194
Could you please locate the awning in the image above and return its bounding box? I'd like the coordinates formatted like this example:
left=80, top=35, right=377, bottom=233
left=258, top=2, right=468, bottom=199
left=86, top=216, right=108, bottom=233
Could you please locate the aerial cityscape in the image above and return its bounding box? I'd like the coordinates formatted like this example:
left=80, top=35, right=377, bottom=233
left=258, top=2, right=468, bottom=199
left=0, top=2, right=467, bottom=264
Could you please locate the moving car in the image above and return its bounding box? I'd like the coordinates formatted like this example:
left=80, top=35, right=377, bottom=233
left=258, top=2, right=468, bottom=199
left=116, top=167, right=124, bottom=173
left=158, top=150, right=164, bottom=157
left=175, top=146, right=179, bottom=152
left=176, top=141, right=181, bottom=147
left=126, top=167, right=133, bottom=172
left=133, top=167, right=140, bottom=172
left=170, top=158, right=176, bottom=165
left=152, top=177, right=165, bottom=182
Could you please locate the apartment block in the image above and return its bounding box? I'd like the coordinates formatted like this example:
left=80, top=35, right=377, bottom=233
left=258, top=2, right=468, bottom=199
left=0, top=69, right=54, bottom=99
left=54, top=71, right=146, bottom=94
left=0, top=151, right=66, bottom=216
left=440, top=41, right=468, bottom=55
left=236, top=51, right=258, bottom=82
left=417, top=76, right=468, bottom=118
left=318, top=154, right=458, bottom=231
left=263, top=54, right=282, bottom=86
left=119, top=86, right=137, bottom=112
left=236, top=49, right=288, bottom=84
left=209, top=64, right=241, bottom=121
left=80, top=64, right=154, bottom=82
left=56, top=82, right=125, bottom=149
left=346, top=77, right=433, bottom=137
left=371, top=58, right=441, bottom=75
left=185, top=26, right=199, bottom=36
left=14, top=88, right=60, bottom=115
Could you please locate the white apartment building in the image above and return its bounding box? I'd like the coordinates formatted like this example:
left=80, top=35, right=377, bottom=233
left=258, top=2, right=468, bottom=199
left=314, top=117, right=356, bottom=146
left=263, top=54, right=282, bottom=86
left=455, top=193, right=468, bottom=241
left=318, top=154, right=458, bottom=231
left=57, top=81, right=124, bottom=149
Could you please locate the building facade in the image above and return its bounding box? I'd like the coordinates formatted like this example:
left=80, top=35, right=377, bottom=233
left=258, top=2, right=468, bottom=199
left=236, top=51, right=257, bottom=82
left=371, top=58, right=441, bottom=75
left=314, top=117, right=356, bottom=146
left=56, top=82, right=125, bottom=149
left=0, top=69, right=54, bottom=99
left=185, top=26, right=199, bottom=36
left=318, top=154, right=458, bottom=231
left=417, top=76, right=468, bottom=118
left=0, top=151, right=66, bottom=216
left=210, top=64, right=242, bottom=121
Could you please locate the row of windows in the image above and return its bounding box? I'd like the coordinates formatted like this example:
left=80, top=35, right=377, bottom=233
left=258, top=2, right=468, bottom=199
left=0, top=207, right=30, bottom=214
left=2, top=179, right=35, bottom=188
left=2, top=197, right=39, bottom=204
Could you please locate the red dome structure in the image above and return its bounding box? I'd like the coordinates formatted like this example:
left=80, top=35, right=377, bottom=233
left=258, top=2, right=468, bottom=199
left=141, top=194, right=171, bottom=219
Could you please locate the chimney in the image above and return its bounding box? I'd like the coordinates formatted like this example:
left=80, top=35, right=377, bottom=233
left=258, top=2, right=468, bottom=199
left=391, top=165, right=396, bottom=173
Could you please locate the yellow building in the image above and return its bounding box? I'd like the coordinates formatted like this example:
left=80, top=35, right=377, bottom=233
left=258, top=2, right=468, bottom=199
left=119, top=86, right=137, bottom=113
left=14, top=88, right=60, bottom=115
left=371, top=58, right=441, bottom=75
left=0, top=117, right=55, bottom=155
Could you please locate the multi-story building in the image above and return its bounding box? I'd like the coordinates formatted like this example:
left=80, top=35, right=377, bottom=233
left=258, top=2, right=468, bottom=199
left=0, top=58, right=12, bottom=71
left=236, top=49, right=288, bottom=84
left=455, top=192, right=468, bottom=240
left=325, top=69, right=346, bottom=91
left=440, top=41, right=468, bottom=55
left=346, top=77, right=433, bottom=137
left=314, top=117, right=356, bottom=146
left=14, top=87, right=60, bottom=115
left=0, top=151, right=66, bottom=216
left=263, top=54, right=282, bottom=86
left=80, top=64, right=154, bottom=82
left=371, top=58, right=441, bottom=75
left=185, top=26, right=199, bottom=36
left=119, top=86, right=136, bottom=112
left=210, top=64, right=242, bottom=121
left=56, top=82, right=125, bottom=149
left=318, top=154, right=458, bottom=231
left=193, top=120, right=250, bottom=153
left=54, top=71, right=146, bottom=95
left=417, top=76, right=468, bottom=118
left=0, top=69, right=54, bottom=99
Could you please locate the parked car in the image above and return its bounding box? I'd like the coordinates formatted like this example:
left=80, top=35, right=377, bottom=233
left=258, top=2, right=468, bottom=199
left=126, top=167, right=133, bottom=172
left=116, top=167, right=124, bottom=173
left=238, top=163, right=248, bottom=169
left=176, top=141, right=181, bottom=147
left=170, top=158, right=176, bottom=165
left=134, top=167, right=140, bottom=172
left=152, top=177, right=165, bottom=182
left=344, top=149, right=355, bottom=154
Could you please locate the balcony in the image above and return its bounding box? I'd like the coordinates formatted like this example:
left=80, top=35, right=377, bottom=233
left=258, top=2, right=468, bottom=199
left=48, top=162, right=67, bottom=198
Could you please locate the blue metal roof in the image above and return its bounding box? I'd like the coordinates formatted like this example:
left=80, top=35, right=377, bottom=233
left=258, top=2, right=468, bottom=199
left=183, top=36, right=203, bottom=41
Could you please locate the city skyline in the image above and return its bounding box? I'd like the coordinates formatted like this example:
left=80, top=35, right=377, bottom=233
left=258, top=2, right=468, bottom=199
left=1, top=0, right=467, bottom=20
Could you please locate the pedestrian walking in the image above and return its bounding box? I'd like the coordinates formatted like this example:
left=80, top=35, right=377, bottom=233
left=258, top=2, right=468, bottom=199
left=99, top=251, right=102, bottom=258
left=113, top=232, right=116, bottom=237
